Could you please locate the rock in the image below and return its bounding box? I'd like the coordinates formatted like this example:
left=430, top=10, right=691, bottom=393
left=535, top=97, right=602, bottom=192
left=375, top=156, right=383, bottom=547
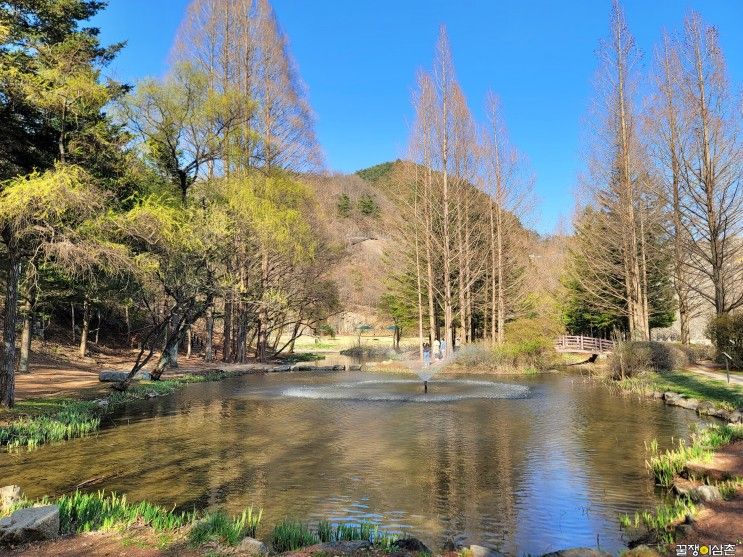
left=99, top=370, right=150, bottom=382
left=238, top=536, right=269, bottom=556
left=675, top=398, right=700, bottom=411
left=468, top=544, right=497, bottom=557
left=690, top=484, right=722, bottom=502
left=672, top=479, right=692, bottom=497
left=709, top=407, right=731, bottom=420
left=663, top=391, right=681, bottom=401
left=0, top=486, right=22, bottom=513
left=392, top=537, right=430, bottom=553
left=348, top=364, right=362, bottom=371
left=0, top=505, right=59, bottom=545
left=728, top=409, right=743, bottom=424
left=674, top=523, right=694, bottom=538
left=696, top=400, right=716, bottom=415
left=651, top=391, right=664, bottom=399
left=144, top=391, right=158, bottom=399
left=269, top=366, right=291, bottom=373
left=541, top=550, right=612, bottom=557
left=94, top=399, right=109, bottom=409
left=99, top=371, right=130, bottom=382
left=290, top=364, right=313, bottom=372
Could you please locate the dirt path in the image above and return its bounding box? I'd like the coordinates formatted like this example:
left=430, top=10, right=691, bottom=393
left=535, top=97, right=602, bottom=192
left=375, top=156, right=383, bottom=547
left=13, top=343, right=271, bottom=403
left=686, top=362, right=743, bottom=387
left=6, top=531, right=201, bottom=557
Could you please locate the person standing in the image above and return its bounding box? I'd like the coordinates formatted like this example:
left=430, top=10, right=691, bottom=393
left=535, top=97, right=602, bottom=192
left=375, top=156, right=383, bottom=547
left=440, top=339, right=447, bottom=360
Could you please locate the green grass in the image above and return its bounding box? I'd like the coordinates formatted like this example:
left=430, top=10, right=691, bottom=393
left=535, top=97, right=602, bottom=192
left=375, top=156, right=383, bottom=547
left=269, top=519, right=400, bottom=553
left=646, top=424, right=743, bottom=487
left=269, top=519, right=319, bottom=552
left=188, top=507, right=262, bottom=547
left=616, top=371, right=743, bottom=411
left=0, top=370, right=249, bottom=452
left=0, top=400, right=100, bottom=449
left=619, top=496, right=696, bottom=545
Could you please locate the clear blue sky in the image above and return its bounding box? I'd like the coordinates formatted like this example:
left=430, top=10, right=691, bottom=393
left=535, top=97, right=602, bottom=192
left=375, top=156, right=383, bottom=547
left=92, top=0, right=743, bottom=234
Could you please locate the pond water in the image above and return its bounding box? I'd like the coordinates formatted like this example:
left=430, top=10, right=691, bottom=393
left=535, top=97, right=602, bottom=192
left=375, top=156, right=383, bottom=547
left=0, top=371, right=711, bottom=555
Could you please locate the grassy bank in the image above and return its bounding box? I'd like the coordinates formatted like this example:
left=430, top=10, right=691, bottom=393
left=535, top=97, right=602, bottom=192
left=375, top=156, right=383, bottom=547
left=615, top=370, right=743, bottom=411
left=3, top=489, right=402, bottom=554
left=0, top=369, right=250, bottom=451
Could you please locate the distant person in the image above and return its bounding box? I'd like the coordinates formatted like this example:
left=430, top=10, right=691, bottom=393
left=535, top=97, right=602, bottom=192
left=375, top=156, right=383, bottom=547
left=433, top=338, right=441, bottom=359
left=440, top=339, right=447, bottom=359
left=423, top=343, right=431, bottom=366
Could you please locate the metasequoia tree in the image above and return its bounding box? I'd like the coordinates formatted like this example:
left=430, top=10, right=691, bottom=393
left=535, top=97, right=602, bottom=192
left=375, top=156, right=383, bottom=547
left=481, top=93, right=533, bottom=344
left=571, top=0, right=652, bottom=341
left=676, top=12, right=743, bottom=315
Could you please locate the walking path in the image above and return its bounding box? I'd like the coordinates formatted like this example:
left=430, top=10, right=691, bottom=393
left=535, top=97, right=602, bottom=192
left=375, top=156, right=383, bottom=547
left=687, top=362, right=743, bottom=387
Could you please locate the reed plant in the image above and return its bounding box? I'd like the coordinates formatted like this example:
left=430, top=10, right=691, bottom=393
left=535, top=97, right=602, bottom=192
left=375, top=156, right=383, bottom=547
left=188, top=507, right=262, bottom=546
left=619, top=497, right=696, bottom=545
left=269, top=519, right=319, bottom=552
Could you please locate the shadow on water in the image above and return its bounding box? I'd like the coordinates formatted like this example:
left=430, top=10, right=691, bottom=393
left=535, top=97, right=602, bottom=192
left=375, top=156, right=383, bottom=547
left=0, top=371, right=711, bottom=554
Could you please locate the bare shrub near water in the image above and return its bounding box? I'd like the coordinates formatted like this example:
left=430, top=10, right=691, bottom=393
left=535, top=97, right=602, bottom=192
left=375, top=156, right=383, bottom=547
left=609, top=341, right=687, bottom=378
left=449, top=339, right=556, bottom=373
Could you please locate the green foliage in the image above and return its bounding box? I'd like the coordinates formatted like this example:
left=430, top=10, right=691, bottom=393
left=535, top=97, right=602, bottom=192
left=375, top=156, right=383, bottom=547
left=608, top=341, right=688, bottom=378
left=619, top=496, right=696, bottom=545
left=0, top=400, right=100, bottom=449
left=269, top=519, right=319, bottom=552
left=336, top=193, right=352, bottom=217
left=188, top=507, right=262, bottom=547
left=357, top=193, right=380, bottom=217
left=56, top=490, right=195, bottom=534
left=355, top=161, right=397, bottom=183
left=646, top=424, right=743, bottom=487
left=707, top=312, right=743, bottom=368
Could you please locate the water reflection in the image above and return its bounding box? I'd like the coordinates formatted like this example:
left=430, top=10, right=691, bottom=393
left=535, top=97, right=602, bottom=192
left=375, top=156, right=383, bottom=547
left=0, top=372, right=709, bottom=554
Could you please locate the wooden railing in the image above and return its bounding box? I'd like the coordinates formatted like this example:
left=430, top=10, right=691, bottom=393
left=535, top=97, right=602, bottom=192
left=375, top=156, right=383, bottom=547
left=554, top=335, right=615, bottom=354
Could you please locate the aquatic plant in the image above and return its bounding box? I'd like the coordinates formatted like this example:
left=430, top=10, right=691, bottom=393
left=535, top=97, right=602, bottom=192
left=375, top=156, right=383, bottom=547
left=188, top=507, right=262, bottom=546
left=57, top=490, right=196, bottom=534
left=269, top=519, right=319, bottom=552
left=619, top=496, right=696, bottom=545
left=316, top=519, right=334, bottom=543
left=646, top=424, right=743, bottom=487
left=0, top=401, right=100, bottom=449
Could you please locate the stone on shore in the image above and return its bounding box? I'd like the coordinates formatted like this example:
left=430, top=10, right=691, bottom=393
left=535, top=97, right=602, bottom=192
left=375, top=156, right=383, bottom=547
left=0, top=486, right=22, bottom=513
left=99, top=370, right=151, bottom=382
left=238, top=536, right=269, bottom=556
left=0, top=505, right=60, bottom=545
left=392, top=537, right=430, bottom=553
left=468, top=544, right=497, bottom=557
left=689, top=484, right=722, bottom=503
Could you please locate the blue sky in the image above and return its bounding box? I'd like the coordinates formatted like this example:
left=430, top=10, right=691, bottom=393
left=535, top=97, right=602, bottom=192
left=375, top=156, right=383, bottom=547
left=92, top=1, right=743, bottom=234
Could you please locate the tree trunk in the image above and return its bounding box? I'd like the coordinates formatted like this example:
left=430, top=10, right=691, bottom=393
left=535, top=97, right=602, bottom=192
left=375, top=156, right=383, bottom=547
left=186, top=326, right=192, bottom=359
left=1, top=251, right=21, bottom=407
left=205, top=306, right=214, bottom=362
left=257, top=250, right=270, bottom=363
left=19, top=298, right=32, bottom=374
left=222, top=293, right=233, bottom=362
left=79, top=298, right=90, bottom=359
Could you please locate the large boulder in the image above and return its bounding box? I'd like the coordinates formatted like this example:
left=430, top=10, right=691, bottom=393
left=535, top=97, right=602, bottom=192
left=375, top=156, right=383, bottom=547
left=541, top=550, right=612, bottom=557
left=99, top=370, right=150, bottom=382
left=690, top=484, right=722, bottom=503
left=0, top=486, right=22, bottom=513
left=238, top=536, right=269, bottom=556
left=0, top=505, right=60, bottom=545
left=392, top=537, right=431, bottom=554
left=729, top=409, right=743, bottom=424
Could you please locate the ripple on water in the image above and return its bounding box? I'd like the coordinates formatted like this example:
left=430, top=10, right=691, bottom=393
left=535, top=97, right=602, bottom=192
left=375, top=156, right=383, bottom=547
left=281, top=379, right=530, bottom=402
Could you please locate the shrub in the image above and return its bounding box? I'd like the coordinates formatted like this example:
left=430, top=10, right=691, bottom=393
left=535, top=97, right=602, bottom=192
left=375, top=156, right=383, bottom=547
left=450, top=339, right=556, bottom=372
left=608, top=341, right=687, bottom=379
left=357, top=194, right=380, bottom=217
left=336, top=193, right=352, bottom=217
left=707, top=312, right=743, bottom=368
left=674, top=342, right=715, bottom=364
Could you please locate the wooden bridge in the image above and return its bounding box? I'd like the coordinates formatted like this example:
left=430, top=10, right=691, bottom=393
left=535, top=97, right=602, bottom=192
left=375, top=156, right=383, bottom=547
left=555, top=335, right=615, bottom=354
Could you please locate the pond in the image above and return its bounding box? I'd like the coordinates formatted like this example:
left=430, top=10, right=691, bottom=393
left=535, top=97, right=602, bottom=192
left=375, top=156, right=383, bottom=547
left=0, top=371, right=711, bottom=555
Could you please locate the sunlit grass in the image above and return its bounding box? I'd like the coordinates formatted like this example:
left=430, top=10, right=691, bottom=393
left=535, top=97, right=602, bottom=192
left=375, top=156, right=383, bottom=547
left=616, top=371, right=743, bottom=411
left=619, top=496, right=696, bottom=545
left=188, top=507, right=262, bottom=547
left=646, top=424, right=743, bottom=487
left=270, top=519, right=400, bottom=553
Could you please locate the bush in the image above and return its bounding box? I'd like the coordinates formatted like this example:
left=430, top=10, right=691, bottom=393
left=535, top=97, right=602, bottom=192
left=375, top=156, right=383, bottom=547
left=450, top=339, right=556, bottom=372
left=336, top=193, right=351, bottom=217
left=357, top=194, right=380, bottom=217
left=707, top=313, right=743, bottom=368
left=674, top=342, right=715, bottom=364
left=608, top=341, right=687, bottom=379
